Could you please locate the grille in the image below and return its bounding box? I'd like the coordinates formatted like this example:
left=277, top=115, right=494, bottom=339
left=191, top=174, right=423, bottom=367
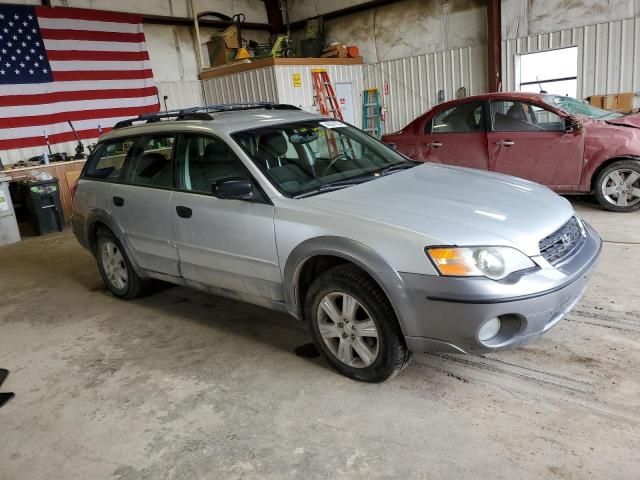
left=539, top=216, right=586, bottom=266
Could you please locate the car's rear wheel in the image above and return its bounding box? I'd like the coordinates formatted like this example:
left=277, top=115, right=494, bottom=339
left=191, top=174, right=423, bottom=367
left=96, top=229, right=148, bottom=299
left=305, top=264, right=411, bottom=382
left=595, top=160, right=640, bottom=212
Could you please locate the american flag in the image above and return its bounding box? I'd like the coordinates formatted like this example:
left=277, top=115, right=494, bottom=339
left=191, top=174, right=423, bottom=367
left=0, top=4, right=159, bottom=151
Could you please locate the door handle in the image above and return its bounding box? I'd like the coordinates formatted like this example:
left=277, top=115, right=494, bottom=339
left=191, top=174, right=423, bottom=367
left=175, top=206, right=192, bottom=219
left=113, top=196, right=124, bottom=207
left=496, top=140, right=515, bottom=147
left=427, top=141, right=443, bottom=148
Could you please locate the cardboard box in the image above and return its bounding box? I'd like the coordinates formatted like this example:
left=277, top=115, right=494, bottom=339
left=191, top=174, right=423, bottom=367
left=205, top=25, right=240, bottom=67
left=590, top=92, right=635, bottom=113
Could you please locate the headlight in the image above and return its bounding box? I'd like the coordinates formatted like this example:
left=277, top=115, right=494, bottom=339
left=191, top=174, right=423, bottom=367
left=426, top=246, right=535, bottom=280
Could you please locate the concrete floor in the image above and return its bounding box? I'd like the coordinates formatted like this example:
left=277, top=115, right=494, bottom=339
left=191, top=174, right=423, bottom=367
left=1, top=197, right=639, bottom=480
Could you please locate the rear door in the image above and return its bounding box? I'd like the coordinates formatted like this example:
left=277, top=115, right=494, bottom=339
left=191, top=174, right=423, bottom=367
left=107, top=134, right=180, bottom=276
left=487, top=99, right=584, bottom=189
left=418, top=100, right=489, bottom=171
left=170, top=133, right=283, bottom=301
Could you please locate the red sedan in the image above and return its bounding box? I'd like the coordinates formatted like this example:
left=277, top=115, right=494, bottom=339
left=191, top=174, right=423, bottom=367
left=382, top=92, right=640, bottom=212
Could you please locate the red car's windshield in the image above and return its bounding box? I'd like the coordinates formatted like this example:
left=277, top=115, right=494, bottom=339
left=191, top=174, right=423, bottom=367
left=542, top=95, right=623, bottom=120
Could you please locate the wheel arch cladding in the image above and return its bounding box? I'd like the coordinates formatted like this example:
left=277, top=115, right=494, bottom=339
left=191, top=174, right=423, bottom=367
left=282, top=236, right=410, bottom=334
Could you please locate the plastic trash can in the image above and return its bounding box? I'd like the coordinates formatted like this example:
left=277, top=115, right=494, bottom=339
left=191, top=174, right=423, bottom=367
left=21, top=178, right=64, bottom=236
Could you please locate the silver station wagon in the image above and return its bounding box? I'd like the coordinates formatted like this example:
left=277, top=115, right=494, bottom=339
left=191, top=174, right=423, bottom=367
left=72, top=103, right=602, bottom=382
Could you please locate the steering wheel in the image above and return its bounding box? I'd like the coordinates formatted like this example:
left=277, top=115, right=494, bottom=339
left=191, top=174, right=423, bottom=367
left=321, top=152, right=354, bottom=176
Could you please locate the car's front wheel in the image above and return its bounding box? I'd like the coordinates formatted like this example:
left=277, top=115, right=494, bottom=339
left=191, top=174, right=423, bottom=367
left=595, top=160, right=640, bottom=212
left=305, top=264, right=411, bottom=382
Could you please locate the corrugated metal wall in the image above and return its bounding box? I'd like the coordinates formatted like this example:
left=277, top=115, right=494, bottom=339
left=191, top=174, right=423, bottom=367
left=363, top=45, right=488, bottom=134
left=273, top=65, right=365, bottom=128
left=503, top=17, right=640, bottom=99
left=156, top=80, right=204, bottom=110
left=202, top=68, right=278, bottom=105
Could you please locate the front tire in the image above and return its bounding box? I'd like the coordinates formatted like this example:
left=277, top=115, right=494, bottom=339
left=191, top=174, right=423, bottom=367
left=595, top=160, right=640, bottom=212
left=305, top=264, right=411, bottom=382
left=96, top=229, right=148, bottom=299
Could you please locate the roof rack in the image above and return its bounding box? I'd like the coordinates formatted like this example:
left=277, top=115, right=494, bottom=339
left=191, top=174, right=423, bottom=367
left=112, top=102, right=302, bottom=129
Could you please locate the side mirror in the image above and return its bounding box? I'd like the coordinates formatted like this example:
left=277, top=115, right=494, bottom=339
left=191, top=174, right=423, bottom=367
left=213, top=177, right=255, bottom=200
left=563, top=116, right=582, bottom=134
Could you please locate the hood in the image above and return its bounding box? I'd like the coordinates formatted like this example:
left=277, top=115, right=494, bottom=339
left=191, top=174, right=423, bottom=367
left=605, top=112, right=640, bottom=128
left=301, top=164, right=575, bottom=256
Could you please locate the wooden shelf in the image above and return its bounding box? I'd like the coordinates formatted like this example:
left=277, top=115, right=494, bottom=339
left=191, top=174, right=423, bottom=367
left=199, top=57, right=363, bottom=80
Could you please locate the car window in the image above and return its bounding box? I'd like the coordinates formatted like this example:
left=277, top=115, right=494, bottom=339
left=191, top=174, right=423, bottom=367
left=84, top=139, right=134, bottom=181
left=491, top=100, right=564, bottom=132
left=232, top=120, right=411, bottom=197
left=428, top=101, right=485, bottom=133
left=124, top=135, right=175, bottom=188
left=175, top=134, right=246, bottom=194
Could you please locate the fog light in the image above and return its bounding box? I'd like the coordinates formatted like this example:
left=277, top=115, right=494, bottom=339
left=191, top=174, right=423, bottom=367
left=478, top=317, right=501, bottom=341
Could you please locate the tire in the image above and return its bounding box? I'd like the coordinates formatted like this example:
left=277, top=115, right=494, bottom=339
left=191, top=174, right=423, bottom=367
left=305, top=264, right=411, bottom=382
left=95, top=229, right=149, bottom=299
left=594, top=160, right=640, bottom=212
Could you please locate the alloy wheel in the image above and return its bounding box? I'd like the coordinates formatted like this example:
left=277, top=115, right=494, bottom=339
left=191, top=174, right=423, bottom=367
left=101, top=241, right=128, bottom=290
left=316, top=292, right=380, bottom=368
left=600, top=168, right=640, bottom=208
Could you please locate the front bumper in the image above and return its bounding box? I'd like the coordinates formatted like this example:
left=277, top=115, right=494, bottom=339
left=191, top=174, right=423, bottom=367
left=398, top=222, right=602, bottom=354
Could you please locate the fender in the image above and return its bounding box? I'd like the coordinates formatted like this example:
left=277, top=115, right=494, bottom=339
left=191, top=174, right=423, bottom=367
left=282, top=236, right=412, bottom=335
left=80, top=208, right=145, bottom=277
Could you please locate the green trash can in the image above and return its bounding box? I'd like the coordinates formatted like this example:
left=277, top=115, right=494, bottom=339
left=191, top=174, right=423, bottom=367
left=21, top=178, right=64, bottom=235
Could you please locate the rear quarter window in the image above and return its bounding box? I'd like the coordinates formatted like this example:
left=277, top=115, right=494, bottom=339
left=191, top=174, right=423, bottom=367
left=84, top=139, right=133, bottom=181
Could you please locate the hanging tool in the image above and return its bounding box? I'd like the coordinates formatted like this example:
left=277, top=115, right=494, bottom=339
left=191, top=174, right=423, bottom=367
left=67, top=120, right=85, bottom=159
left=362, top=88, right=382, bottom=139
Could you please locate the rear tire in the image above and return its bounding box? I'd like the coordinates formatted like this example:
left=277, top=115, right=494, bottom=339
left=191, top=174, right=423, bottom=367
left=305, top=264, right=411, bottom=382
left=594, top=160, right=640, bottom=212
left=95, top=229, right=149, bottom=299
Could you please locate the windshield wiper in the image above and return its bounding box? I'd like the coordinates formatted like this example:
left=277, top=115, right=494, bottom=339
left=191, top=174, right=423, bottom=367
left=294, top=177, right=373, bottom=198
left=377, top=162, right=418, bottom=176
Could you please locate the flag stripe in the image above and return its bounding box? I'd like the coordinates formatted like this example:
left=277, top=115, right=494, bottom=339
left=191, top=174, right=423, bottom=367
left=40, top=28, right=145, bottom=43
left=34, top=6, right=141, bottom=24
left=2, top=117, right=131, bottom=141
left=1, top=78, right=156, bottom=95
left=0, top=87, right=158, bottom=107
left=43, top=39, right=146, bottom=52
left=2, top=104, right=158, bottom=130
left=0, top=95, right=158, bottom=119
left=52, top=69, right=154, bottom=81
left=50, top=60, right=152, bottom=71
left=46, top=50, right=149, bottom=61
left=37, top=17, right=142, bottom=34
left=0, top=127, right=114, bottom=150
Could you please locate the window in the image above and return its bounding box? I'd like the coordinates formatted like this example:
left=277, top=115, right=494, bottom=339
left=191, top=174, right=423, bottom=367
left=175, top=134, right=246, bottom=194
left=125, top=135, right=175, bottom=188
left=429, top=101, right=485, bottom=133
left=84, top=139, right=132, bottom=181
left=518, top=47, right=578, bottom=98
left=491, top=100, right=564, bottom=132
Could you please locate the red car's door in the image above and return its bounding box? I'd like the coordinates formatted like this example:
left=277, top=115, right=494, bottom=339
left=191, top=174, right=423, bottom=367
left=487, top=100, right=584, bottom=190
left=417, top=100, right=489, bottom=171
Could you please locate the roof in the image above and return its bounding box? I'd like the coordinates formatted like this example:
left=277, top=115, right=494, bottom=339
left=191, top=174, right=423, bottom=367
left=99, top=107, right=323, bottom=142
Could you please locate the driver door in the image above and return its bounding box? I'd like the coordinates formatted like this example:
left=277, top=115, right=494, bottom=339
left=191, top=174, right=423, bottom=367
left=170, top=133, right=283, bottom=301
left=487, top=100, right=584, bottom=190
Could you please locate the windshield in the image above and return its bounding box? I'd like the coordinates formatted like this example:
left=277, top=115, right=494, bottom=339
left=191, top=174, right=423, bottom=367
left=232, top=120, right=413, bottom=197
left=542, top=95, right=623, bottom=119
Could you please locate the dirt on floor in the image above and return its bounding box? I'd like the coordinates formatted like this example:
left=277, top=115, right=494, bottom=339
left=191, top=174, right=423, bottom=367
left=0, top=197, right=639, bottom=480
